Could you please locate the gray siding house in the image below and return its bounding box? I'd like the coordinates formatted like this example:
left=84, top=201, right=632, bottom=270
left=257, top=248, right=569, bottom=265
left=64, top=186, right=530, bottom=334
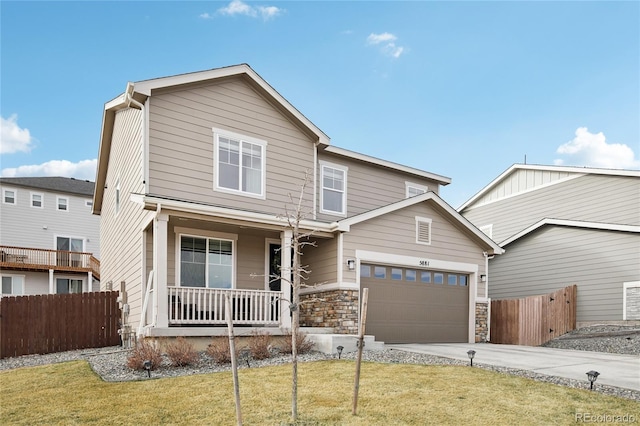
left=0, top=177, right=100, bottom=295
left=93, top=64, right=502, bottom=348
left=459, top=164, right=640, bottom=325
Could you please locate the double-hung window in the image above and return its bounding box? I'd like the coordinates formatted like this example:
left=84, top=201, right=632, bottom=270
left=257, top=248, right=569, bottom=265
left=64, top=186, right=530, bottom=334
left=3, top=189, right=16, bottom=205
left=320, top=162, right=347, bottom=215
left=214, top=128, right=266, bottom=198
left=57, top=196, right=68, bottom=211
left=31, top=192, right=43, bottom=208
left=180, top=235, right=234, bottom=289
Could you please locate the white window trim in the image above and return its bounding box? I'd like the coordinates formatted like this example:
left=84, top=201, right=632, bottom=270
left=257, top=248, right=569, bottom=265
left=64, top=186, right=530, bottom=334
left=479, top=224, right=493, bottom=239
left=174, top=227, right=238, bottom=289
left=30, top=192, right=44, bottom=209
left=54, top=235, right=86, bottom=253
left=57, top=196, right=69, bottom=212
left=2, top=188, right=16, bottom=205
left=55, top=276, right=85, bottom=294
left=212, top=127, right=267, bottom=200
left=1, top=273, right=25, bottom=296
left=623, top=281, right=640, bottom=320
left=415, top=216, right=432, bottom=245
left=319, top=161, right=348, bottom=216
left=405, top=182, right=429, bottom=198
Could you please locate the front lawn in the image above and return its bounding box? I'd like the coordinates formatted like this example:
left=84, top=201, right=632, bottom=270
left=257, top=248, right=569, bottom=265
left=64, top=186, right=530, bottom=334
left=1, top=360, right=637, bottom=425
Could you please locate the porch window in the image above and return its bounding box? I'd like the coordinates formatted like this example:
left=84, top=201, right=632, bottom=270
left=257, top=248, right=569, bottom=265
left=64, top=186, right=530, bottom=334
left=214, top=128, right=266, bottom=198
left=180, top=235, right=233, bottom=288
left=56, top=278, right=82, bottom=294
left=320, top=162, right=347, bottom=215
left=2, top=275, right=24, bottom=296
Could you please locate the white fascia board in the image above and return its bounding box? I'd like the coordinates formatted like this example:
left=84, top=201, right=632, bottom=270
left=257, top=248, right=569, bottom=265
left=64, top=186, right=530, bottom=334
left=339, top=192, right=504, bottom=254
left=500, top=218, right=640, bottom=246
left=458, top=163, right=640, bottom=212
left=130, top=194, right=339, bottom=234
left=323, top=145, right=451, bottom=185
left=132, top=64, right=330, bottom=146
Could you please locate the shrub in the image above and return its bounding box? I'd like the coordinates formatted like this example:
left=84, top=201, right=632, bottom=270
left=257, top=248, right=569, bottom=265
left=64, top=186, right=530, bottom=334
left=206, top=337, right=237, bottom=364
left=127, top=338, right=163, bottom=371
left=280, top=330, right=314, bottom=355
left=247, top=330, right=273, bottom=360
left=164, top=337, right=199, bottom=367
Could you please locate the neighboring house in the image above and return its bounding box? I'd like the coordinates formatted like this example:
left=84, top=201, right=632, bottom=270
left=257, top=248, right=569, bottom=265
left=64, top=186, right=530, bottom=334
left=0, top=177, right=101, bottom=296
left=93, top=64, right=503, bottom=347
left=459, top=164, right=640, bottom=325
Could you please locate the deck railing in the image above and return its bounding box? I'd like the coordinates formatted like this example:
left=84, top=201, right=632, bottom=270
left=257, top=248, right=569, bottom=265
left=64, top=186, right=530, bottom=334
left=168, top=286, right=282, bottom=326
left=0, top=245, right=100, bottom=280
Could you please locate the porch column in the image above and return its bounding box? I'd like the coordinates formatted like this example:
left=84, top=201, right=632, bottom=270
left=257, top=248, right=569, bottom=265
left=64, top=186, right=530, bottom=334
left=87, top=271, right=93, bottom=293
left=49, top=269, right=55, bottom=294
left=154, top=213, right=169, bottom=328
left=280, top=229, right=292, bottom=329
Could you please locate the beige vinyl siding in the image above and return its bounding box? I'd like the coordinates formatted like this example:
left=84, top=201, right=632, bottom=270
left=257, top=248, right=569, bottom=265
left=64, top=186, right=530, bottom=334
left=489, top=226, right=640, bottom=322
left=305, top=237, right=338, bottom=285
left=147, top=78, right=315, bottom=215
left=343, top=202, right=486, bottom=296
left=99, top=108, right=152, bottom=328
left=0, top=186, right=99, bottom=257
left=474, top=168, right=574, bottom=206
left=463, top=174, right=640, bottom=244
left=316, top=152, right=442, bottom=222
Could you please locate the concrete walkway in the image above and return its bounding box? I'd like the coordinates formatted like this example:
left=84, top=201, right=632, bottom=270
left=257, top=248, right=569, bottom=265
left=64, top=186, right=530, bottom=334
left=387, top=343, right=640, bottom=391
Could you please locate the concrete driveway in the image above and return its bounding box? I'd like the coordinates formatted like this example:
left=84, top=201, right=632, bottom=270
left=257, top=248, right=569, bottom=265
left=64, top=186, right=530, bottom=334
left=387, top=343, right=640, bottom=391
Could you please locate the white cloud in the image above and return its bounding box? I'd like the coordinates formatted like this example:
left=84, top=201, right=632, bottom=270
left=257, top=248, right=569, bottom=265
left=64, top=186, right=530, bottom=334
left=554, top=127, right=639, bottom=169
left=366, top=32, right=405, bottom=59
left=217, top=0, right=283, bottom=20
left=199, top=13, right=212, bottom=19
left=367, top=32, right=397, bottom=45
left=1, top=159, right=97, bottom=181
left=1, top=114, right=34, bottom=154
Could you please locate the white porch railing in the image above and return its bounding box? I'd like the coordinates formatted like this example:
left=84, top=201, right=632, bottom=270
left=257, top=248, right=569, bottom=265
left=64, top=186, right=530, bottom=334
left=168, top=286, right=282, bottom=326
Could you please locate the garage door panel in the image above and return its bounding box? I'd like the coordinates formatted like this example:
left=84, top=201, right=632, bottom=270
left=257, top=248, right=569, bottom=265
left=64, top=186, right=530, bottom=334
left=363, top=265, right=469, bottom=344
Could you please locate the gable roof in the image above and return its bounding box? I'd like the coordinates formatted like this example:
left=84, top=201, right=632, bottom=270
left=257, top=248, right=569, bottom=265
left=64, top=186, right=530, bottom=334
left=0, top=176, right=95, bottom=197
left=338, top=191, right=504, bottom=255
left=93, top=64, right=330, bottom=214
left=458, top=163, right=640, bottom=212
left=500, top=218, right=640, bottom=246
left=323, top=145, right=451, bottom=185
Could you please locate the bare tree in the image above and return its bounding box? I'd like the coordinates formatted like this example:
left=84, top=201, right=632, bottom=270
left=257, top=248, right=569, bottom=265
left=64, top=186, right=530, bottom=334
left=276, top=171, right=317, bottom=422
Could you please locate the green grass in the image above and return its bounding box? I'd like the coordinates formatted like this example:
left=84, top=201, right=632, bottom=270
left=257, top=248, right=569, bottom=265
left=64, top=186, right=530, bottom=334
left=1, top=360, right=638, bottom=425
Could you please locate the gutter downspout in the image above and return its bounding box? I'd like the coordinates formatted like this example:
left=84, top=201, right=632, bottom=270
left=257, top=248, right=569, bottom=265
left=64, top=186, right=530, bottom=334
left=313, top=141, right=318, bottom=220
left=483, top=251, right=494, bottom=341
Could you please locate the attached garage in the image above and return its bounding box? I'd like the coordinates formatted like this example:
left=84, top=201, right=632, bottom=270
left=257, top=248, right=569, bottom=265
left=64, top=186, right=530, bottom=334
left=362, top=264, right=470, bottom=344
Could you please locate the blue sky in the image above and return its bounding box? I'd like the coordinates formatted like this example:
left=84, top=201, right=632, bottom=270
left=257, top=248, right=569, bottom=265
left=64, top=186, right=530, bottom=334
left=1, top=1, right=638, bottom=208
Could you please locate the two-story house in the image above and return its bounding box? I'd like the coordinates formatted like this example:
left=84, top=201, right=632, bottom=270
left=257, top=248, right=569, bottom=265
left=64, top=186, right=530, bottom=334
left=0, top=177, right=100, bottom=295
left=459, top=164, right=640, bottom=325
left=93, top=64, right=502, bottom=348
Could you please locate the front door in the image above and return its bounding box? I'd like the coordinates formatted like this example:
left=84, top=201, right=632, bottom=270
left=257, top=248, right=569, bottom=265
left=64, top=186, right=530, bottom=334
left=268, top=243, right=281, bottom=291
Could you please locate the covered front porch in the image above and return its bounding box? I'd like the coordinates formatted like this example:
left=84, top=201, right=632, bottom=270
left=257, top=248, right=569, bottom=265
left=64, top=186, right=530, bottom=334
left=135, top=207, right=336, bottom=337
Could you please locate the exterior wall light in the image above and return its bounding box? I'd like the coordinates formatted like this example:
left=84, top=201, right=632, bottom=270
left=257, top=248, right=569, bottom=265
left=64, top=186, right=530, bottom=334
left=337, top=345, right=344, bottom=359
left=586, top=370, right=600, bottom=390
left=467, top=350, right=476, bottom=366
left=347, top=259, right=356, bottom=271
left=480, top=275, right=486, bottom=282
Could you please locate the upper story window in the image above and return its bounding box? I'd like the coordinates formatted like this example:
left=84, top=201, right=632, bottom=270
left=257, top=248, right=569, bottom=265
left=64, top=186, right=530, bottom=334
left=213, top=128, right=266, bottom=199
left=406, top=182, right=428, bottom=198
left=416, top=216, right=432, bottom=245
left=320, top=161, right=348, bottom=216
left=57, top=197, right=68, bottom=211
left=31, top=192, right=43, bottom=208
left=3, top=189, right=16, bottom=205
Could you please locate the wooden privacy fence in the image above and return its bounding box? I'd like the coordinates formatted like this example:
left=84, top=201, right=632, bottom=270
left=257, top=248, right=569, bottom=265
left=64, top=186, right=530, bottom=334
left=490, top=285, right=577, bottom=346
left=0, top=291, right=121, bottom=359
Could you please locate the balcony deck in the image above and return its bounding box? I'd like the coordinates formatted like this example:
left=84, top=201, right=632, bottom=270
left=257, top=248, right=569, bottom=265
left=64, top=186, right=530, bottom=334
left=0, top=245, right=100, bottom=280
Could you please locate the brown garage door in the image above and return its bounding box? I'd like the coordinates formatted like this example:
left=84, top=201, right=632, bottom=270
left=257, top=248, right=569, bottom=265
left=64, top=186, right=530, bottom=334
left=361, top=264, right=469, bottom=344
